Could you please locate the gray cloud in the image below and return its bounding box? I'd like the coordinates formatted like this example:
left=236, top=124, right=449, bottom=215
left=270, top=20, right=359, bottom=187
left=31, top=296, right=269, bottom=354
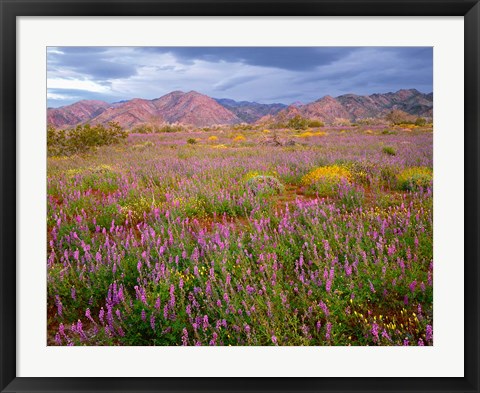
left=47, top=47, right=433, bottom=108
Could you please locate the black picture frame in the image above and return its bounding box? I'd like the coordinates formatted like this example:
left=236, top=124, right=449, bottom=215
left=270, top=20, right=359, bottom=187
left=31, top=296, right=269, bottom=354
left=1, top=0, right=479, bottom=392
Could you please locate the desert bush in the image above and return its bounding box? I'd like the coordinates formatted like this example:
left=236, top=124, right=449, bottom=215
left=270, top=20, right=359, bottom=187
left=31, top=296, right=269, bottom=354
left=382, top=146, right=397, bottom=156
left=308, top=120, right=325, bottom=128
left=380, top=165, right=399, bottom=189
left=287, top=115, right=309, bottom=130
left=47, top=122, right=127, bottom=156
left=246, top=175, right=284, bottom=196
left=386, top=110, right=416, bottom=125
left=131, top=141, right=155, bottom=151
left=415, top=117, right=427, bottom=126
left=187, top=138, right=197, bottom=145
left=381, top=129, right=396, bottom=135
left=302, top=165, right=352, bottom=196
left=233, top=135, right=246, bottom=142
left=397, top=167, right=433, bottom=191
left=298, top=131, right=327, bottom=138
left=356, top=117, right=386, bottom=126
left=347, top=161, right=376, bottom=186
left=132, top=125, right=155, bottom=134
left=333, top=118, right=351, bottom=127
left=158, top=124, right=183, bottom=133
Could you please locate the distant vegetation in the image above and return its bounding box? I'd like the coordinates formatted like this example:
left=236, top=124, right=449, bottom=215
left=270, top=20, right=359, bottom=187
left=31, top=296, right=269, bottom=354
left=47, top=122, right=127, bottom=156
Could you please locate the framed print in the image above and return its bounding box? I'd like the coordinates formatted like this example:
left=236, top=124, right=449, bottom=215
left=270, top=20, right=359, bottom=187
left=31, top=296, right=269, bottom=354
left=1, top=0, right=479, bottom=392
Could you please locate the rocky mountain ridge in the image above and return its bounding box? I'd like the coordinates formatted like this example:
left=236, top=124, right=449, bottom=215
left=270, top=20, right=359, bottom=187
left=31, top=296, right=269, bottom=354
left=47, top=89, right=433, bottom=129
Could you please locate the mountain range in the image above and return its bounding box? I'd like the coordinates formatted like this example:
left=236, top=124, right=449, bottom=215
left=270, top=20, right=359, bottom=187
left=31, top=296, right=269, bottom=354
left=47, top=89, right=433, bottom=129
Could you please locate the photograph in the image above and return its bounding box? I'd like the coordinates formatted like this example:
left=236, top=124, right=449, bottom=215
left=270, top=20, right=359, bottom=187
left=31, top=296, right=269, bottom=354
left=46, top=46, right=434, bottom=347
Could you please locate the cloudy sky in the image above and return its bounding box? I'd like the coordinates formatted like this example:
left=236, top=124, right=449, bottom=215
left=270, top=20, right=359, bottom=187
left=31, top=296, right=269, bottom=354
left=47, top=47, right=432, bottom=108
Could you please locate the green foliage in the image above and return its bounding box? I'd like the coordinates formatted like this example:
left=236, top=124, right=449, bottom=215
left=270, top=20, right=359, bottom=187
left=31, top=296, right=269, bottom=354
left=47, top=122, right=127, bottom=156
left=246, top=175, right=284, bottom=196
left=380, top=165, right=399, bottom=189
left=308, top=119, right=325, bottom=128
left=131, top=141, right=155, bottom=151
left=158, top=124, right=184, bottom=133
left=347, top=161, right=376, bottom=186
left=398, top=167, right=433, bottom=191
left=287, top=115, right=309, bottom=130
left=187, top=138, right=197, bottom=145
left=385, top=110, right=416, bottom=125
left=382, top=146, right=397, bottom=156
left=381, top=129, right=397, bottom=135
left=415, top=117, right=427, bottom=126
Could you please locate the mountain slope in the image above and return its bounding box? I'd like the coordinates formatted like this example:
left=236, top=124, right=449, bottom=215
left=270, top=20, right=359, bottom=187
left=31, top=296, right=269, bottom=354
left=47, top=89, right=433, bottom=129
left=260, top=89, right=433, bottom=124
left=47, top=100, right=110, bottom=128
left=215, top=98, right=286, bottom=123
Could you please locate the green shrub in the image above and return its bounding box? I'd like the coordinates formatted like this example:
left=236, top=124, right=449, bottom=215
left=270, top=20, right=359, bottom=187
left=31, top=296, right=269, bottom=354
left=347, top=161, right=375, bottom=186
left=246, top=175, right=284, bottom=196
left=158, top=124, right=184, bottom=133
left=415, top=117, right=427, bottom=126
left=187, top=138, right=197, bottom=145
left=287, top=115, right=309, bottom=130
left=131, top=141, right=155, bottom=151
left=380, top=166, right=399, bottom=189
left=381, top=129, right=397, bottom=135
left=382, top=146, right=397, bottom=156
left=308, top=120, right=325, bottom=128
left=398, top=167, right=433, bottom=191
left=47, top=122, right=127, bottom=156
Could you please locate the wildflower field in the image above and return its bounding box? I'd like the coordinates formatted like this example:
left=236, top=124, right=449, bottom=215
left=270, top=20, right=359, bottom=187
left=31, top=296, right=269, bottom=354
left=47, top=126, right=433, bottom=346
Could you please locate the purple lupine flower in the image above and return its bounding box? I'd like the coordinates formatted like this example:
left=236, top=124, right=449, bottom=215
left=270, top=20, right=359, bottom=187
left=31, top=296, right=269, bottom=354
left=150, top=313, right=156, bottom=330
left=209, top=332, right=218, bottom=346
left=371, top=323, right=379, bottom=343
left=319, top=300, right=330, bottom=317
left=141, top=309, right=146, bottom=322
left=403, top=338, right=409, bottom=346
left=369, top=281, right=376, bottom=293
left=325, top=322, right=332, bottom=341
left=202, top=315, right=209, bottom=330
left=85, top=308, right=95, bottom=324
left=426, top=325, right=433, bottom=342
left=71, top=287, right=76, bottom=301
left=99, top=307, right=105, bottom=324
left=271, top=335, right=278, bottom=345
left=381, top=329, right=392, bottom=342
left=55, top=295, right=63, bottom=316
left=55, top=333, right=62, bottom=345
left=155, top=297, right=161, bottom=310
left=169, top=284, right=176, bottom=308
left=418, top=338, right=425, bottom=346
left=181, top=328, right=188, bottom=346
left=409, top=280, right=417, bottom=293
